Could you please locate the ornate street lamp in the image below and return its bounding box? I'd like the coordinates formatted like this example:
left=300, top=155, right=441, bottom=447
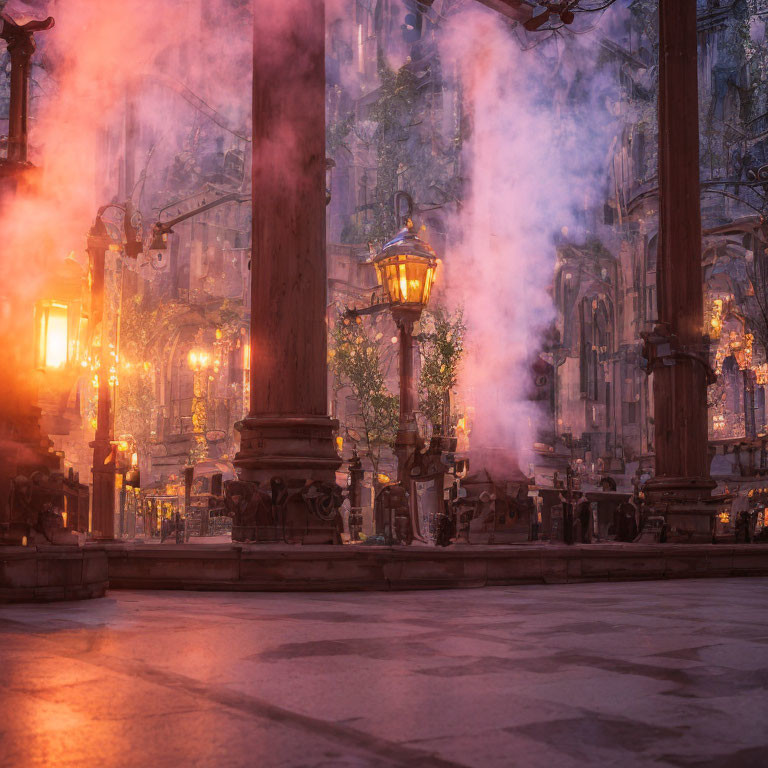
left=35, top=300, right=72, bottom=370
left=32, top=255, right=90, bottom=448
left=187, top=348, right=212, bottom=372
left=34, top=256, right=87, bottom=373
left=87, top=201, right=142, bottom=539
left=372, top=192, right=438, bottom=485
left=188, top=346, right=211, bottom=464
left=372, top=192, right=438, bottom=313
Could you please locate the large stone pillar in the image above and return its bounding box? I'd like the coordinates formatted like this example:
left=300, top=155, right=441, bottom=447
left=233, top=0, right=340, bottom=536
left=644, top=0, right=716, bottom=540
left=0, top=14, right=57, bottom=543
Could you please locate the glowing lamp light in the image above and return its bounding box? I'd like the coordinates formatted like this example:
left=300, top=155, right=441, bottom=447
left=372, top=219, right=437, bottom=311
left=187, top=348, right=211, bottom=371
left=36, top=301, right=70, bottom=369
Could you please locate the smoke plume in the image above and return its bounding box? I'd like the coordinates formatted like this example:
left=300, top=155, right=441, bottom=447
left=439, top=5, right=620, bottom=474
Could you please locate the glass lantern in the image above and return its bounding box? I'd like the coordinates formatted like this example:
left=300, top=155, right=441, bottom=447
left=36, top=300, right=70, bottom=369
left=372, top=218, right=437, bottom=311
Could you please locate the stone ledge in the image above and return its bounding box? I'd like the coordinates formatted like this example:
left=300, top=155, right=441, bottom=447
left=0, top=546, right=109, bottom=603
left=102, top=543, right=768, bottom=592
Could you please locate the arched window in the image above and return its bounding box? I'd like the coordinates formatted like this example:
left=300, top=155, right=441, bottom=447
left=580, top=297, right=613, bottom=404
left=579, top=297, right=598, bottom=400
left=170, top=357, right=194, bottom=434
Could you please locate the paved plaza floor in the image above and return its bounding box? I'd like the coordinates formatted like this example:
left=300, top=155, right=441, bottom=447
left=1, top=579, right=767, bottom=767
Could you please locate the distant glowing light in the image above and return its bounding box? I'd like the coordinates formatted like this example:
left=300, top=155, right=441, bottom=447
left=38, top=302, right=69, bottom=369
left=188, top=349, right=211, bottom=371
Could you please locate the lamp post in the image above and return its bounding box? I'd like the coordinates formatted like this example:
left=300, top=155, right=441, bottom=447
left=187, top=347, right=212, bottom=535
left=370, top=192, right=438, bottom=485
left=87, top=216, right=116, bottom=538
left=33, top=255, right=90, bottom=454
left=87, top=202, right=144, bottom=539
left=114, top=435, right=137, bottom=538
left=187, top=347, right=211, bottom=462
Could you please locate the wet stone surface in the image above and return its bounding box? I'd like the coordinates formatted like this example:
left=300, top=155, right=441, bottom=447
left=1, top=579, right=767, bottom=767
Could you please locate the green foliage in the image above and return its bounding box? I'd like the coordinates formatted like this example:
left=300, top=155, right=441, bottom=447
left=336, top=51, right=462, bottom=247
left=218, top=299, right=242, bottom=335
left=116, top=296, right=164, bottom=445
left=368, top=52, right=419, bottom=242
left=329, top=313, right=398, bottom=470
left=417, top=306, right=466, bottom=431
left=327, top=110, right=355, bottom=157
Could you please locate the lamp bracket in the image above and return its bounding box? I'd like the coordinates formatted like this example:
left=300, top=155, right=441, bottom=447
left=394, top=191, right=415, bottom=229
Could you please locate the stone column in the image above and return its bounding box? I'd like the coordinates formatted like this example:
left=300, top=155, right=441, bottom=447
left=235, top=0, right=340, bottom=488
left=88, top=218, right=115, bottom=539
left=644, top=0, right=716, bottom=539
left=0, top=15, right=56, bottom=542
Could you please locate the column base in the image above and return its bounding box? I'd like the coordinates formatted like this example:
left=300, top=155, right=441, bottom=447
left=643, top=476, right=720, bottom=543
left=234, top=415, right=342, bottom=481
left=231, top=416, right=343, bottom=544
left=394, top=426, right=421, bottom=486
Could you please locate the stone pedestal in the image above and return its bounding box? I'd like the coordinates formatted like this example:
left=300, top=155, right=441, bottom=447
left=235, top=416, right=342, bottom=543
left=0, top=545, right=108, bottom=603
left=644, top=477, right=718, bottom=543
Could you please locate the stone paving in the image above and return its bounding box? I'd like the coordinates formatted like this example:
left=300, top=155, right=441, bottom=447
left=1, top=579, right=767, bottom=767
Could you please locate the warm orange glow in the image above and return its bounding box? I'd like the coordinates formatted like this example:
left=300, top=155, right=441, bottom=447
left=38, top=302, right=69, bottom=369
left=399, top=264, right=408, bottom=301
left=188, top=349, right=211, bottom=371
left=376, top=251, right=437, bottom=308
left=424, top=266, right=435, bottom=304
